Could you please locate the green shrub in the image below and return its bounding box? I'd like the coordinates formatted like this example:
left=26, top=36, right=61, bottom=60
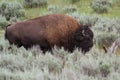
left=0, top=15, right=9, bottom=29
left=47, top=5, right=77, bottom=14
left=0, top=16, right=21, bottom=30
left=91, top=0, right=112, bottom=13
left=69, top=12, right=100, bottom=26
left=62, top=5, right=77, bottom=13
left=47, top=5, right=60, bottom=14
left=93, top=18, right=120, bottom=33
left=99, top=62, right=110, bottom=77
left=0, top=36, right=9, bottom=51
left=23, top=0, right=48, bottom=8
left=93, top=18, right=120, bottom=47
left=0, top=1, right=25, bottom=20
left=9, top=17, right=21, bottom=24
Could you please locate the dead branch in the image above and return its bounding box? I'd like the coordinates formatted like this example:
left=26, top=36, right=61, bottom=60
left=103, top=38, right=120, bottom=54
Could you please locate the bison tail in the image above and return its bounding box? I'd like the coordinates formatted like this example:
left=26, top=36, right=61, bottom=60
left=4, top=24, right=11, bottom=40
left=5, top=28, right=8, bottom=40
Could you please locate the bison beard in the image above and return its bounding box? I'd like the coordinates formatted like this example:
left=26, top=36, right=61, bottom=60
left=5, top=14, right=93, bottom=54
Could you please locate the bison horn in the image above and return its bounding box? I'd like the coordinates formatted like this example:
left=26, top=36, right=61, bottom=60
left=82, top=29, right=86, bottom=36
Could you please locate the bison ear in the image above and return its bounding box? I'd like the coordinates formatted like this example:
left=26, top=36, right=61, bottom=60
left=82, top=29, right=85, bottom=36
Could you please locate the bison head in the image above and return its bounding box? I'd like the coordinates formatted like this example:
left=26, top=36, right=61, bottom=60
left=74, top=25, right=94, bottom=54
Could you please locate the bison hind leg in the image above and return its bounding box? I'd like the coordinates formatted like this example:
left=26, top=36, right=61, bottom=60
left=9, top=38, right=23, bottom=48
left=23, top=44, right=32, bottom=50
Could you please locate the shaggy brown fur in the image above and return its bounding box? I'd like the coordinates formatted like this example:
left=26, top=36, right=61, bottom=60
left=5, top=14, right=93, bottom=54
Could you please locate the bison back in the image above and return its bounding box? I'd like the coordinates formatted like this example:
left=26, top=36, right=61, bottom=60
left=5, top=14, right=80, bottom=52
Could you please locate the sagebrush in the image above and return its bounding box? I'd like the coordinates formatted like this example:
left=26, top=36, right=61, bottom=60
left=0, top=37, right=120, bottom=80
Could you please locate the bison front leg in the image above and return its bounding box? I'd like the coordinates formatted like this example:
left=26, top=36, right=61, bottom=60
left=40, top=45, right=52, bottom=53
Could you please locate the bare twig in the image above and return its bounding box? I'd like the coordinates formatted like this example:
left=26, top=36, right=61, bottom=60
left=103, top=38, right=120, bottom=54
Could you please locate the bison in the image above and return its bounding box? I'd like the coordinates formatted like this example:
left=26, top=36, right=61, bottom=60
left=5, top=14, right=93, bottom=54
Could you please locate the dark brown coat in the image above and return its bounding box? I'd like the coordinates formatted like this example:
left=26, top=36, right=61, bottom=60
left=5, top=14, right=93, bottom=53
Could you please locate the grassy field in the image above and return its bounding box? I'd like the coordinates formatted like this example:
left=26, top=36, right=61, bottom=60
left=24, top=0, right=120, bottom=19
left=0, top=0, right=119, bottom=19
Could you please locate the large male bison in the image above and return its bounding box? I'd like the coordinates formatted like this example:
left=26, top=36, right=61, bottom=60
left=5, top=14, right=93, bottom=54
